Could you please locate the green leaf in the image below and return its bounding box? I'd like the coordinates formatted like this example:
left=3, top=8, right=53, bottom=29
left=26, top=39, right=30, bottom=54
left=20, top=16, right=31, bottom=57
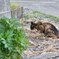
left=0, top=17, right=29, bottom=59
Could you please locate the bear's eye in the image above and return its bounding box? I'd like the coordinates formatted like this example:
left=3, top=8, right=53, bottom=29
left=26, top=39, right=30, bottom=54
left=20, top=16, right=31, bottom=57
left=30, top=25, right=34, bottom=30
left=32, top=25, right=34, bottom=27
left=31, top=25, right=34, bottom=28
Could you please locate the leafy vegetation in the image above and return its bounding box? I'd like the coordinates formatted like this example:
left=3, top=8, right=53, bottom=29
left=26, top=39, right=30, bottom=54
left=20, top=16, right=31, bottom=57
left=47, top=14, right=59, bottom=21
left=24, top=10, right=59, bottom=21
left=0, top=17, right=28, bottom=59
left=10, top=3, right=20, bottom=10
left=24, top=10, right=45, bottom=19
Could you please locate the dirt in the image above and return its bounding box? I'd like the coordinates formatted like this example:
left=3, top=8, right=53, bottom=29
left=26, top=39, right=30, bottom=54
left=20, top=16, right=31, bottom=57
left=20, top=18, right=59, bottom=59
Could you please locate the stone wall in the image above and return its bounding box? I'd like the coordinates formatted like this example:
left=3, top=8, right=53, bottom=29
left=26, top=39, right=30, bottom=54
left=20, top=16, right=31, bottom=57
left=0, top=0, right=11, bottom=18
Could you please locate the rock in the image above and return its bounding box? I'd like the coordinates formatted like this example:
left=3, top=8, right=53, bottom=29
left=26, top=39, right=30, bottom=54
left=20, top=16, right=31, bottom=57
left=22, top=52, right=59, bottom=59
left=53, top=39, right=59, bottom=51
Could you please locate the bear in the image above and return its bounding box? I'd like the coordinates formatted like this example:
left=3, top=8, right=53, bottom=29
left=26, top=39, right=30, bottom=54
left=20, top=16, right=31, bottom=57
left=30, top=21, right=59, bottom=39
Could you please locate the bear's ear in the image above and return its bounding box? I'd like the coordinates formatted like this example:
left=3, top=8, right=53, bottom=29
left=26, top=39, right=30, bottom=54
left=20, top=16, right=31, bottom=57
left=38, top=21, right=43, bottom=25
left=40, top=21, right=42, bottom=25
left=31, top=21, right=34, bottom=24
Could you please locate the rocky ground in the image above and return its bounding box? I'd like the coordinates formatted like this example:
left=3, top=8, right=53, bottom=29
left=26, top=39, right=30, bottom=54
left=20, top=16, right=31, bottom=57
left=20, top=18, right=59, bottom=59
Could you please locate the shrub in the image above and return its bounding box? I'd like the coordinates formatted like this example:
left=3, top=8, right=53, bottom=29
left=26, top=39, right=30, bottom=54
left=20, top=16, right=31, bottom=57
left=10, top=3, right=19, bottom=10
left=0, top=17, right=28, bottom=59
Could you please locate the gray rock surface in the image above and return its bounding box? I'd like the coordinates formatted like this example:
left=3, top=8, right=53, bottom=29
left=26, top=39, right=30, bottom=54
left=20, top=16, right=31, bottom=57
left=0, top=0, right=11, bottom=18
left=11, top=0, right=59, bottom=17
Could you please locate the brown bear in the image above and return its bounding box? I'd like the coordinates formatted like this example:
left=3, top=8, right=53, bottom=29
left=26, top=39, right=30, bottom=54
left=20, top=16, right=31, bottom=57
left=30, top=21, right=59, bottom=39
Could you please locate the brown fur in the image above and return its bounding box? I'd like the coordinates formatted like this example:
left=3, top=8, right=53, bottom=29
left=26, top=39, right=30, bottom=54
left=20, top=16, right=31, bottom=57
left=30, top=21, right=59, bottom=39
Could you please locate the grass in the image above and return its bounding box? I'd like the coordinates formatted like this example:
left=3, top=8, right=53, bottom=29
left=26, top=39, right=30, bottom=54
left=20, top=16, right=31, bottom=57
left=24, top=10, right=59, bottom=21
left=47, top=14, right=59, bottom=21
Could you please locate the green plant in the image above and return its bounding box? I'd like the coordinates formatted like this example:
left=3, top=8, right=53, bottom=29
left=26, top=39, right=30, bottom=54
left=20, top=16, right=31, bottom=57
left=0, top=17, right=28, bottom=59
left=47, top=14, right=59, bottom=21
left=24, top=10, right=59, bottom=21
left=24, top=10, right=45, bottom=19
left=10, top=3, right=19, bottom=10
